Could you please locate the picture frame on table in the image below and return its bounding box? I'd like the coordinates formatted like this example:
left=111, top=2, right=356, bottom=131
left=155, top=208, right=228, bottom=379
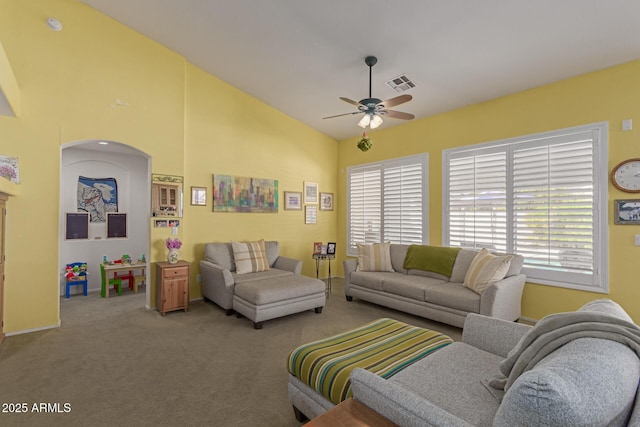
left=313, top=242, right=323, bottom=255
left=284, top=191, right=302, bottom=210
left=614, top=199, right=640, bottom=224
left=327, top=242, right=336, bottom=255
left=304, top=181, right=318, bottom=204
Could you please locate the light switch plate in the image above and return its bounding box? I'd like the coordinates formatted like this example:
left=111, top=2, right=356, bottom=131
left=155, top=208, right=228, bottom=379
left=635, top=234, right=640, bottom=246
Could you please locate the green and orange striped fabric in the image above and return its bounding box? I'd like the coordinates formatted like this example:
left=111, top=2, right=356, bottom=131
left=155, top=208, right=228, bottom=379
left=287, top=318, right=453, bottom=404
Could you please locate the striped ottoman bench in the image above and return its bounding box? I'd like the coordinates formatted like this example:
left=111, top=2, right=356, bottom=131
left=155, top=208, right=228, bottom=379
left=287, top=318, right=453, bottom=421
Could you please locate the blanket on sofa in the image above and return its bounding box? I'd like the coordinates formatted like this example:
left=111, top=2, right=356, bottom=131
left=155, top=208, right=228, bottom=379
left=287, top=318, right=453, bottom=404
left=491, top=300, right=640, bottom=391
left=403, top=245, right=461, bottom=277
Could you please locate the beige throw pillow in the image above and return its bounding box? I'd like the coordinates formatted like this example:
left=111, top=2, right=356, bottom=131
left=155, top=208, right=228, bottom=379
left=232, top=239, right=270, bottom=274
left=356, top=242, right=394, bottom=272
left=464, top=248, right=513, bottom=294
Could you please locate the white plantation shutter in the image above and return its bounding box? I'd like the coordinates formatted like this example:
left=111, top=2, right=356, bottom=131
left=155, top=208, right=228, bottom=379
left=444, top=123, right=608, bottom=292
left=448, top=150, right=508, bottom=252
left=347, top=154, right=428, bottom=256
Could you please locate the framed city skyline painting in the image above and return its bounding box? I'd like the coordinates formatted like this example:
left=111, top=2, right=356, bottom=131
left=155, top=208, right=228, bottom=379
left=213, top=174, right=278, bottom=213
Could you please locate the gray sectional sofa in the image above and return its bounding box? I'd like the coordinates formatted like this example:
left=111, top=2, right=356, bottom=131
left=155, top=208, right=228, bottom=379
left=350, top=299, right=640, bottom=426
left=344, top=244, right=526, bottom=327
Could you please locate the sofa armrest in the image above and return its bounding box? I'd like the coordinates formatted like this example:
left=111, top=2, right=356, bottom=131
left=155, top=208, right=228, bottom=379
left=343, top=259, right=358, bottom=294
left=350, top=368, right=473, bottom=427
left=199, top=260, right=235, bottom=310
left=462, top=313, right=531, bottom=358
left=479, top=273, right=526, bottom=322
left=273, top=256, right=302, bottom=275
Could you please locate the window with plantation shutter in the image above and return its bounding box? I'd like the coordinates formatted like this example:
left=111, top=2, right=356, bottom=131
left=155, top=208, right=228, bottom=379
left=443, top=123, right=608, bottom=292
left=347, top=154, right=428, bottom=256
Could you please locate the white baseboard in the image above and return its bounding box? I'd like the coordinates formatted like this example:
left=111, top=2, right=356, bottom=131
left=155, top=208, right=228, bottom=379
left=6, top=322, right=61, bottom=337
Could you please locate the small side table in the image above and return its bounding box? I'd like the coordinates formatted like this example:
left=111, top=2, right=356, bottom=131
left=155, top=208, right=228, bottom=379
left=155, top=260, right=190, bottom=316
left=312, top=254, right=335, bottom=296
left=305, top=398, right=398, bottom=427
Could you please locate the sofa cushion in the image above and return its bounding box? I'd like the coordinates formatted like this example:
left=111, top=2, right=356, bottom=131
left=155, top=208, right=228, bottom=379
left=403, top=245, right=460, bottom=277
left=449, top=249, right=479, bottom=283
left=232, top=240, right=270, bottom=274
left=205, top=242, right=235, bottom=271
left=423, top=282, right=480, bottom=313
left=389, top=342, right=504, bottom=427
left=356, top=242, right=394, bottom=272
left=381, top=275, right=448, bottom=300
left=232, top=268, right=293, bottom=285
left=389, top=244, right=409, bottom=274
left=493, top=337, right=640, bottom=427
left=464, top=248, right=513, bottom=294
left=350, top=271, right=396, bottom=291
left=263, top=240, right=280, bottom=267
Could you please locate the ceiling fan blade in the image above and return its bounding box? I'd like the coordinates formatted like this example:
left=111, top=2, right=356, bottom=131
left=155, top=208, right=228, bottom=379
left=378, top=94, right=412, bottom=109
left=323, top=111, right=362, bottom=119
left=339, top=97, right=363, bottom=107
left=384, top=109, right=415, bottom=120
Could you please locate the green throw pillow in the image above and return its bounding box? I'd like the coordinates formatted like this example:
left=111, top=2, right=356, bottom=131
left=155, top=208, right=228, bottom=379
left=403, top=245, right=461, bottom=277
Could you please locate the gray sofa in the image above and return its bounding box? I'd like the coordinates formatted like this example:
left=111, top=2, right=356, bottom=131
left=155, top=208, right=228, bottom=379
left=350, top=299, right=640, bottom=426
left=200, top=241, right=325, bottom=328
left=344, top=244, right=526, bottom=327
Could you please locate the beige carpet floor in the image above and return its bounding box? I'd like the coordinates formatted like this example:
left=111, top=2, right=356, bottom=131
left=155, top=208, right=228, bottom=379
left=0, top=278, right=461, bottom=427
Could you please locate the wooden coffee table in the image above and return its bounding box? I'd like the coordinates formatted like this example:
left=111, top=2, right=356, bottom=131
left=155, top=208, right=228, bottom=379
left=305, top=398, right=398, bottom=427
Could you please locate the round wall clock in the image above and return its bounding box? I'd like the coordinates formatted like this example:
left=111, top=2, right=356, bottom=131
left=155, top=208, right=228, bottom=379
left=611, top=158, right=640, bottom=192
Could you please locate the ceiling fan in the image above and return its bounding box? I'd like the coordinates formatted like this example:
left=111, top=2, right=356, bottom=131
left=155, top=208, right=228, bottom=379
left=323, top=56, right=415, bottom=129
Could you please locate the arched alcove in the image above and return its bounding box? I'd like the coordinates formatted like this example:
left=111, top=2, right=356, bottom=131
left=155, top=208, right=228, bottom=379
left=59, top=140, right=151, bottom=308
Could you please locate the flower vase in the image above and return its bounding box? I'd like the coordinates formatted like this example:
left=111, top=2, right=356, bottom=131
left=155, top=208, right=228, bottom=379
left=167, top=248, right=180, bottom=264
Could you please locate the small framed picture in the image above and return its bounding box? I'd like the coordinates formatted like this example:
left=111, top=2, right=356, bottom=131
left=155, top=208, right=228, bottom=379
left=284, top=191, right=302, bottom=210
left=191, top=186, right=207, bottom=206
left=320, top=245, right=328, bottom=255
left=614, top=199, right=640, bottom=224
left=313, top=242, right=323, bottom=255
left=320, top=192, right=334, bottom=211
left=305, top=205, right=317, bottom=224
left=304, top=181, right=318, bottom=204
left=327, top=242, right=336, bottom=255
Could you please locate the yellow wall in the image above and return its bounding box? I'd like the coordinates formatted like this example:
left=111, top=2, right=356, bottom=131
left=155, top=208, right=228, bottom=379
left=338, top=59, right=640, bottom=321
left=1, top=0, right=638, bottom=333
left=0, top=0, right=336, bottom=334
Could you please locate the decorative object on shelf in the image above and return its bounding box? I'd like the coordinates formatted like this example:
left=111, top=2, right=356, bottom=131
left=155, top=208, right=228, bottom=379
left=165, top=237, right=182, bottom=264
left=611, top=158, right=640, bottom=193
left=304, top=181, right=318, bottom=204
left=284, top=191, right=302, bottom=210
left=614, top=199, right=640, bottom=224
left=191, top=186, right=207, bottom=206
left=320, top=192, right=334, bottom=211
left=213, top=174, right=278, bottom=213
left=152, top=174, right=184, bottom=218
left=357, top=132, right=372, bottom=152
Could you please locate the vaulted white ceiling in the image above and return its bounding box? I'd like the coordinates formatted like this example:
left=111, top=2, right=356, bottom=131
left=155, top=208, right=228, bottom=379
left=81, top=0, right=640, bottom=140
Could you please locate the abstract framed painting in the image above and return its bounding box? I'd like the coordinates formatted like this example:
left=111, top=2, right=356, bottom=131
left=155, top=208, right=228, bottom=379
left=213, top=174, right=278, bottom=213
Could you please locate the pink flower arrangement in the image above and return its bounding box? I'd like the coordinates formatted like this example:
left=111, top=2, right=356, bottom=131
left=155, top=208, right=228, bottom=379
left=165, top=237, right=182, bottom=250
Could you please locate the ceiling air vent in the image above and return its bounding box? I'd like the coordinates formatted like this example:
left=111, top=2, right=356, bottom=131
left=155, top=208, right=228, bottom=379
left=385, top=74, right=416, bottom=93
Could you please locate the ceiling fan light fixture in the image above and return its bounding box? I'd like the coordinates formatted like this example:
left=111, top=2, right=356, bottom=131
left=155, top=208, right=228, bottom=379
left=357, top=114, right=371, bottom=128
left=370, top=114, right=383, bottom=129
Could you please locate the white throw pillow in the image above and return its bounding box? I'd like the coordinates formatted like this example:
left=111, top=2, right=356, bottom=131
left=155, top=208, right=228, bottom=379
left=464, top=248, right=513, bottom=294
left=356, top=242, right=394, bottom=272
left=232, top=239, right=270, bottom=274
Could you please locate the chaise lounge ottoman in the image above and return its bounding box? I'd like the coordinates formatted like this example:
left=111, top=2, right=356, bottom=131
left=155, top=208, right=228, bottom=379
left=286, top=318, right=453, bottom=421
left=233, top=275, right=326, bottom=329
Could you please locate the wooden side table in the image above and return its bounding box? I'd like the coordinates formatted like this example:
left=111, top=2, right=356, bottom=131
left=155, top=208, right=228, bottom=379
left=305, top=398, right=398, bottom=427
left=155, top=260, right=189, bottom=316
